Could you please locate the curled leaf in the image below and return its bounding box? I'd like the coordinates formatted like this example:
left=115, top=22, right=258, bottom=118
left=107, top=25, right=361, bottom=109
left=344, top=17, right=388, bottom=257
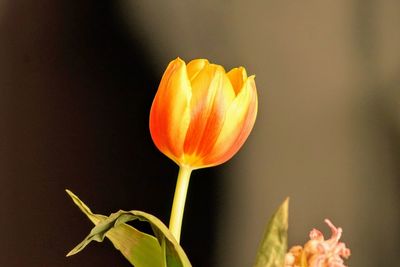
left=66, top=190, right=192, bottom=267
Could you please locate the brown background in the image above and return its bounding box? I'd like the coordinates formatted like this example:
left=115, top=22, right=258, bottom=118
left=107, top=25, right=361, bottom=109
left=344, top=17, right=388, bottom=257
left=1, top=1, right=399, bottom=267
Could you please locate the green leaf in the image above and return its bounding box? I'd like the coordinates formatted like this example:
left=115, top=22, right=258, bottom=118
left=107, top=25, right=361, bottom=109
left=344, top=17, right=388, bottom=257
left=253, top=198, right=289, bottom=267
left=66, top=190, right=191, bottom=267
left=66, top=190, right=164, bottom=267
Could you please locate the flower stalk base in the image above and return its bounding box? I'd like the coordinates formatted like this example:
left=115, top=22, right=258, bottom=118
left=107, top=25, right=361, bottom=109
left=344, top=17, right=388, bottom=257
left=169, top=166, right=192, bottom=243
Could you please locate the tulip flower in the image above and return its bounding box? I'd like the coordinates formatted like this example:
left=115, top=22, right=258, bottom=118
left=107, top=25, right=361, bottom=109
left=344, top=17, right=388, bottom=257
left=149, top=58, right=258, bottom=242
left=150, top=57, right=257, bottom=169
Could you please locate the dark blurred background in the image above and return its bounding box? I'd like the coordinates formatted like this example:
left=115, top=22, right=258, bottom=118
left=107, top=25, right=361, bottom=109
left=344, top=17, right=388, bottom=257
left=0, top=1, right=399, bottom=267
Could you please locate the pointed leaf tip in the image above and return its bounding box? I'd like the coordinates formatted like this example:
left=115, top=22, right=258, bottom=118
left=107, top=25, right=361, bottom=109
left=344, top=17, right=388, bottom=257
left=253, top=198, right=290, bottom=267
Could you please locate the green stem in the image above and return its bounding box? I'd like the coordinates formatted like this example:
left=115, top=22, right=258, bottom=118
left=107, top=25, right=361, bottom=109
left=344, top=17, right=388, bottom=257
left=169, top=165, right=192, bottom=243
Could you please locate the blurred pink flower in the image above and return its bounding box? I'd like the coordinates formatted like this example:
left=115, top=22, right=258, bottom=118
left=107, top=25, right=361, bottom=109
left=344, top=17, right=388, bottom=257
left=285, top=219, right=351, bottom=267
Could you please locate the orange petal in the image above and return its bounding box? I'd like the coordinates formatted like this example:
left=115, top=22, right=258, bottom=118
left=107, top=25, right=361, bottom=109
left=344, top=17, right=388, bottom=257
left=203, top=75, right=258, bottom=167
left=149, top=58, right=192, bottom=164
left=182, top=64, right=236, bottom=167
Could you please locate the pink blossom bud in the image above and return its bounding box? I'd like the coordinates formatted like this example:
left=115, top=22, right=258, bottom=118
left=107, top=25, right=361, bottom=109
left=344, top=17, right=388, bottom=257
left=285, top=219, right=351, bottom=267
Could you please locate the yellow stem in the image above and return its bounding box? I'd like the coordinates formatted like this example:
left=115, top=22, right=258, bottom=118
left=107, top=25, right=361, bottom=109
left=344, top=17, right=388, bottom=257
left=169, top=165, right=192, bottom=243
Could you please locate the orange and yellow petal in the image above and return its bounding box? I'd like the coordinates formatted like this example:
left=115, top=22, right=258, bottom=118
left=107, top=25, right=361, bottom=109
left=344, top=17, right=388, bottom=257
left=149, top=58, right=192, bottom=163
left=182, top=64, right=236, bottom=167
left=203, top=75, right=258, bottom=167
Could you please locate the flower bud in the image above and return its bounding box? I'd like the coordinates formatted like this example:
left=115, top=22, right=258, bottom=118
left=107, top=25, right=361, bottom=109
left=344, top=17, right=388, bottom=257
left=150, top=58, right=258, bottom=169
